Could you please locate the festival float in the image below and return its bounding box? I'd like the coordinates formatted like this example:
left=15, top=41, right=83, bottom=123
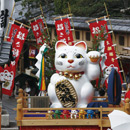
left=1, top=2, right=129, bottom=130
left=15, top=12, right=130, bottom=129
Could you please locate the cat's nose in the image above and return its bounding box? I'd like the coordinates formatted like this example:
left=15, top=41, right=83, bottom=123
left=68, top=59, right=74, bottom=63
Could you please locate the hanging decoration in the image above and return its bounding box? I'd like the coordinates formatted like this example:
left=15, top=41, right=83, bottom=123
left=54, top=15, right=74, bottom=46
left=0, top=63, right=16, bottom=96
left=1, top=21, right=29, bottom=96
left=29, top=15, right=50, bottom=47
left=38, top=47, right=48, bottom=91
left=29, top=46, right=38, bottom=59
left=88, top=18, right=123, bottom=86
left=35, top=44, right=48, bottom=92
left=7, top=23, right=29, bottom=64
left=30, top=18, right=45, bottom=45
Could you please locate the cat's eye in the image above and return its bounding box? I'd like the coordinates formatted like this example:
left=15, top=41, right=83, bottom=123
left=75, top=54, right=83, bottom=58
left=59, top=53, right=67, bottom=58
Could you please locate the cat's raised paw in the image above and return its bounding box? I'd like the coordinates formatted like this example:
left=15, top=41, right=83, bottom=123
left=88, top=51, right=100, bottom=63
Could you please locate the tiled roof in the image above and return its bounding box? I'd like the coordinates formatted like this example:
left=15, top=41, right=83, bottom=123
left=13, top=1, right=54, bottom=21
left=13, top=1, right=130, bottom=33
left=46, top=15, right=130, bottom=33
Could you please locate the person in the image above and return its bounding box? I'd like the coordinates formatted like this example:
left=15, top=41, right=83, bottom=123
left=24, top=79, right=31, bottom=95
left=24, top=78, right=39, bottom=96
left=97, top=87, right=106, bottom=101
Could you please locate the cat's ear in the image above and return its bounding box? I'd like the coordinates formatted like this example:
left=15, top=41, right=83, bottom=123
left=74, top=41, right=87, bottom=51
left=55, top=41, right=68, bottom=50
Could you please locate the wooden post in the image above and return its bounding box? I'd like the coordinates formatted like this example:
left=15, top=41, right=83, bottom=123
left=0, top=107, right=1, bottom=130
left=125, top=98, right=130, bottom=114
left=100, top=106, right=103, bottom=130
left=18, top=89, right=23, bottom=98
left=18, top=89, right=24, bottom=107
left=17, top=98, right=23, bottom=126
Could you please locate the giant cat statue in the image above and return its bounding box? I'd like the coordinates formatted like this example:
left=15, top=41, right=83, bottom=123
left=48, top=41, right=100, bottom=108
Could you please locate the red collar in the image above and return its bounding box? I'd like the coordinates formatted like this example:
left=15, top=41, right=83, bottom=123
left=56, top=71, right=84, bottom=80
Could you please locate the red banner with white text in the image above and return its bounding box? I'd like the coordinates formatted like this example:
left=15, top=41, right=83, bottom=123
left=7, top=24, right=29, bottom=64
left=89, top=20, right=123, bottom=85
left=31, top=18, right=46, bottom=46
left=1, top=24, right=28, bottom=96
left=55, top=18, right=74, bottom=45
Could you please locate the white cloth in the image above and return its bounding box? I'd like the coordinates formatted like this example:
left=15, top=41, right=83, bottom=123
left=108, top=110, right=130, bottom=130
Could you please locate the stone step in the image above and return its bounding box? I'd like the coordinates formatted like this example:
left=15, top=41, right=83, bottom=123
left=1, top=121, right=18, bottom=130
left=1, top=128, right=18, bottom=130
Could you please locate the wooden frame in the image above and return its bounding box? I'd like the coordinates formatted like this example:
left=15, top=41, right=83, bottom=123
left=14, top=89, right=130, bottom=130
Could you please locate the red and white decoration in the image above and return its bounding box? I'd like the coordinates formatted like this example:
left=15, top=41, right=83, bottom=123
left=30, top=18, right=46, bottom=46
left=7, top=24, right=29, bottom=63
left=55, top=18, right=74, bottom=45
left=29, top=46, right=38, bottom=59
left=89, top=20, right=123, bottom=85
left=0, top=23, right=29, bottom=96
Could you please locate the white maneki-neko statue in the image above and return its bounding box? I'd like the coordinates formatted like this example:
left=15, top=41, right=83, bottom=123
left=47, top=41, right=101, bottom=108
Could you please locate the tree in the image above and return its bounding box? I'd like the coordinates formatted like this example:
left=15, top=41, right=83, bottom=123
left=54, top=0, right=130, bottom=18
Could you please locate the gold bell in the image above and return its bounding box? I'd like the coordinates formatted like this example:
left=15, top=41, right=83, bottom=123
left=79, top=74, right=82, bottom=78
left=74, top=74, right=79, bottom=80
left=64, top=72, right=69, bottom=78
left=69, top=73, right=73, bottom=79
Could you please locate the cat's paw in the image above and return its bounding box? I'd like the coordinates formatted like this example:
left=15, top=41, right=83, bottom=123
left=55, top=75, right=67, bottom=85
left=50, top=73, right=67, bottom=85
left=50, top=103, right=63, bottom=108
left=87, top=51, right=101, bottom=63
left=77, top=104, right=87, bottom=108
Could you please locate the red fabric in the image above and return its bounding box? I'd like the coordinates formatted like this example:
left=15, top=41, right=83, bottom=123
left=125, top=91, right=130, bottom=99
left=7, top=24, right=28, bottom=64
left=1, top=24, right=28, bottom=96
left=21, top=126, right=110, bottom=130
left=31, top=18, right=45, bottom=45
left=89, top=20, right=123, bottom=87
left=0, top=64, right=16, bottom=96
left=55, top=18, right=74, bottom=45
left=29, top=46, right=38, bottom=59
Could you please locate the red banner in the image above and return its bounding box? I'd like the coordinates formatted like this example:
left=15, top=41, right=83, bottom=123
left=0, top=63, right=16, bottom=96
left=1, top=24, right=29, bottom=96
left=89, top=20, right=123, bottom=85
left=21, top=126, right=110, bottom=130
left=7, top=24, right=29, bottom=64
left=55, top=18, right=74, bottom=45
left=31, top=18, right=45, bottom=46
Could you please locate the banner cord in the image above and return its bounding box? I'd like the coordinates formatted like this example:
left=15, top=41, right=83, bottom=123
left=68, top=2, right=76, bottom=43
left=40, top=4, right=52, bottom=47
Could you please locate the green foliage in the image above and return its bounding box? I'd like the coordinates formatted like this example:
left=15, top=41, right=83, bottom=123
left=26, top=29, right=35, bottom=39
left=19, top=0, right=53, bottom=19
left=40, top=27, right=57, bottom=88
left=44, top=39, right=56, bottom=87
left=92, top=25, right=108, bottom=51
left=54, top=0, right=129, bottom=18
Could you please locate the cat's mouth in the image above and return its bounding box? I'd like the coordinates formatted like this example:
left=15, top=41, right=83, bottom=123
left=67, top=65, right=75, bottom=68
